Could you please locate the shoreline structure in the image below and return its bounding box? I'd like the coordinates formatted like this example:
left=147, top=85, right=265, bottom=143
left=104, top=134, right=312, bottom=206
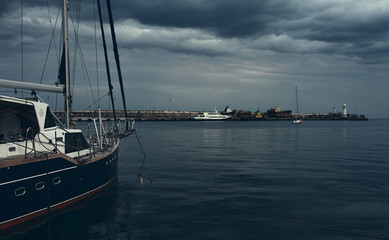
left=54, top=107, right=368, bottom=121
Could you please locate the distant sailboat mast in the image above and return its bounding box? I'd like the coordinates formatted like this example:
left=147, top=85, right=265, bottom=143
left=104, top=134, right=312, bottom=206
left=292, top=84, right=303, bottom=124
left=295, top=85, right=299, bottom=115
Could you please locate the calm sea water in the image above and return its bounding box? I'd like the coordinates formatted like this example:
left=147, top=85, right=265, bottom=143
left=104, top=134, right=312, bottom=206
left=3, top=119, right=389, bottom=240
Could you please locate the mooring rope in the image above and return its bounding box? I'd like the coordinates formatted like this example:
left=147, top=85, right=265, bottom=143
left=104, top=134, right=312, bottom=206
left=118, top=156, right=388, bottom=240
left=133, top=130, right=146, bottom=159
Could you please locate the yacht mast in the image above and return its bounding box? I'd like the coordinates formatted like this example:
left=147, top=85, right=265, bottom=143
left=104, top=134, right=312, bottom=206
left=62, top=0, right=72, bottom=127
left=295, top=85, right=299, bottom=114
left=106, top=0, right=128, bottom=126
left=97, top=0, right=117, bottom=123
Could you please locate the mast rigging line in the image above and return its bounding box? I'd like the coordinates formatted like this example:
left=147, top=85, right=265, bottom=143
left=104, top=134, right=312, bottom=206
left=118, top=157, right=388, bottom=240
left=96, top=0, right=117, bottom=123
left=81, top=92, right=110, bottom=112
left=40, top=0, right=62, bottom=85
left=67, top=4, right=97, bottom=109
left=105, top=0, right=129, bottom=125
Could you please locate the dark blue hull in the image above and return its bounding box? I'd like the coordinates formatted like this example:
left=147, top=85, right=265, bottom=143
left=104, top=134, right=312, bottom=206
left=0, top=145, right=118, bottom=230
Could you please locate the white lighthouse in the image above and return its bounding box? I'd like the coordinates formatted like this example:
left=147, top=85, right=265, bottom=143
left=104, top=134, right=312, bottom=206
left=343, top=104, right=347, bottom=117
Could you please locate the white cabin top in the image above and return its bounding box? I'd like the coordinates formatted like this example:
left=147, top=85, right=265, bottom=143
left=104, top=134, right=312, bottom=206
left=0, top=95, right=89, bottom=159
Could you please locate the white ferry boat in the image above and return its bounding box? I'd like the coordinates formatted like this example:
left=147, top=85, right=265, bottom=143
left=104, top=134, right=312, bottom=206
left=191, top=108, right=232, bottom=120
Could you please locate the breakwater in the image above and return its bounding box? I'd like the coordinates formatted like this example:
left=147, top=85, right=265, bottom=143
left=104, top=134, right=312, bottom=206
left=53, top=110, right=368, bottom=121
left=59, top=110, right=197, bottom=121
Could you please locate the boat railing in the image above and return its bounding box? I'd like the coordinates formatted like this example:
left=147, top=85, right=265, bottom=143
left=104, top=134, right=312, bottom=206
left=2, top=123, right=125, bottom=161
left=117, top=118, right=136, bottom=138
left=24, top=127, right=36, bottom=159
left=77, top=139, right=80, bottom=159
left=89, top=135, right=95, bottom=159
left=0, top=130, right=52, bottom=159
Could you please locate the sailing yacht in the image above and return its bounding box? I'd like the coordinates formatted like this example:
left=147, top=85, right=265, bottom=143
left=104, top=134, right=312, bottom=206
left=292, top=85, right=303, bottom=124
left=292, top=117, right=303, bottom=124
left=0, top=0, right=133, bottom=230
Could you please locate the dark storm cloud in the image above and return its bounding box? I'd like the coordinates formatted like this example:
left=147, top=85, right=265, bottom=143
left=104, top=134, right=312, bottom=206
left=0, top=2, right=17, bottom=16
left=3, top=0, right=389, bottom=61
left=107, top=0, right=389, bottom=62
left=0, top=0, right=56, bottom=15
left=111, top=0, right=290, bottom=38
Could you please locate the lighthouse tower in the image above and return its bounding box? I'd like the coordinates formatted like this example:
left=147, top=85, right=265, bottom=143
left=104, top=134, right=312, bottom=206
left=343, top=104, right=347, bottom=117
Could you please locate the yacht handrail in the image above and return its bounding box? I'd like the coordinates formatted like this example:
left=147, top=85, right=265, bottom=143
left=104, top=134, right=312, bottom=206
left=24, top=127, right=36, bottom=158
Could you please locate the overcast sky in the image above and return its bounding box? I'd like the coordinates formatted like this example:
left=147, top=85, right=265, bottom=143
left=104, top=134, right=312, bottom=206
left=1, top=0, right=388, bottom=117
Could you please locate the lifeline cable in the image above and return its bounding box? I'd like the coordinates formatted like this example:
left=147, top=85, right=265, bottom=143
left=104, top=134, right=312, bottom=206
left=119, top=157, right=388, bottom=240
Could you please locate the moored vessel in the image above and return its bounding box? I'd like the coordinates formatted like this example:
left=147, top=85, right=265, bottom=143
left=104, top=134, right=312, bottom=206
left=191, top=108, right=232, bottom=120
left=292, top=85, right=303, bottom=124
left=0, top=0, right=133, bottom=230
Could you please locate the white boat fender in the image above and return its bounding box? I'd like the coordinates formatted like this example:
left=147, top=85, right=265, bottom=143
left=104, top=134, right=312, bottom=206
left=139, top=174, right=143, bottom=185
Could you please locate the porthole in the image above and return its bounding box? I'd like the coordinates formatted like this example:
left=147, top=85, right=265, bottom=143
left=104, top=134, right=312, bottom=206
left=52, top=177, right=61, bottom=185
left=15, top=187, right=26, bottom=197
left=35, top=181, right=45, bottom=190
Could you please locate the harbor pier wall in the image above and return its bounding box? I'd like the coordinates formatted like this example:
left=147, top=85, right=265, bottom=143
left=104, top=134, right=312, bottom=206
left=53, top=110, right=368, bottom=121
left=54, top=110, right=198, bottom=121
